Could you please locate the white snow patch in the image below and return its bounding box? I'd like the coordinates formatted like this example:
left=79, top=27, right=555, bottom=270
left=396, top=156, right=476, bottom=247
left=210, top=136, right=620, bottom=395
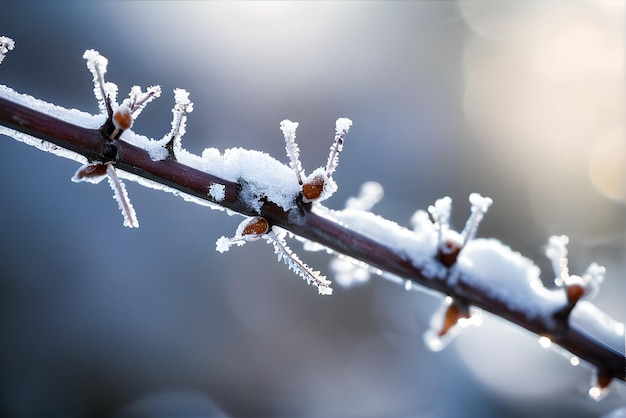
left=208, top=183, right=226, bottom=202
left=317, top=205, right=443, bottom=278
left=0, top=36, right=15, bottom=64
left=570, top=301, right=625, bottom=356
left=0, top=85, right=105, bottom=129
left=457, top=238, right=567, bottom=320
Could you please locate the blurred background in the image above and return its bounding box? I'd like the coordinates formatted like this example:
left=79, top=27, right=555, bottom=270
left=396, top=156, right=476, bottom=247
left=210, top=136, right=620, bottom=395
left=0, top=1, right=624, bottom=417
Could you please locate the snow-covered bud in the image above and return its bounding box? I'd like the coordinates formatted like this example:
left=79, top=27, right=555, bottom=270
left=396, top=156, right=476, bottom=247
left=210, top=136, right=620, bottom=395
left=437, top=236, right=463, bottom=268
left=215, top=216, right=270, bottom=253
left=241, top=216, right=269, bottom=237
left=71, top=162, right=108, bottom=184
left=113, top=104, right=133, bottom=131
left=302, top=174, right=325, bottom=202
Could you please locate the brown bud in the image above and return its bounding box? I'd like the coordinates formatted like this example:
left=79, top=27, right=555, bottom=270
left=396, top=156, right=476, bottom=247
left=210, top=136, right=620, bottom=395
left=437, top=239, right=462, bottom=268
left=597, top=370, right=613, bottom=389
left=566, top=284, right=585, bottom=304
left=439, top=301, right=470, bottom=337
left=112, top=105, right=133, bottom=131
left=71, top=163, right=108, bottom=183
left=242, top=216, right=269, bottom=236
left=302, top=175, right=325, bottom=202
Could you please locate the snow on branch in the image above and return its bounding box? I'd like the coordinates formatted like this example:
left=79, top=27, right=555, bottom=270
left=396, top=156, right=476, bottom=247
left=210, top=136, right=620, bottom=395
left=0, top=43, right=624, bottom=396
left=0, top=36, right=15, bottom=65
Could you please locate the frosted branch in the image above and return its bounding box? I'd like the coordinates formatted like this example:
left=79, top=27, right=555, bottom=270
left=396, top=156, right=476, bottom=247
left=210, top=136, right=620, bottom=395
left=0, top=47, right=623, bottom=392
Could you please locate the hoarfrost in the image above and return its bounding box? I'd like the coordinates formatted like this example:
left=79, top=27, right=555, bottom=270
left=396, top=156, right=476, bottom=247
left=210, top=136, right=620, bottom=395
left=267, top=228, right=333, bottom=295
left=546, top=235, right=570, bottom=285
left=280, top=119, right=304, bottom=184
left=325, top=118, right=352, bottom=177
left=0, top=36, right=15, bottom=65
left=83, top=49, right=118, bottom=114
left=125, top=85, right=162, bottom=119
left=106, top=163, right=139, bottom=228
left=208, top=183, right=226, bottom=202
left=461, top=193, right=492, bottom=243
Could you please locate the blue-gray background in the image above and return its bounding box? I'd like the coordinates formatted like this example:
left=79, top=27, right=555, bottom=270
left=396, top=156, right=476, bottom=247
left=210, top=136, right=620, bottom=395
left=0, top=2, right=624, bottom=417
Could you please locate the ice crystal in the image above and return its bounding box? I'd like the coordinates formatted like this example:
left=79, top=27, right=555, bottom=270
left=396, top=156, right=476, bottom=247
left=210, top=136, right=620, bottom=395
left=267, top=228, right=333, bottom=295
left=461, top=193, right=492, bottom=244
left=325, top=118, right=352, bottom=178
left=106, top=163, right=139, bottom=228
left=83, top=49, right=118, bottom=115
left=280, top=119, right=304, bottom=185
left=0, top=36, right=15, bottom=65
left=125, top=85, right=162, bottom=118
left=546, top=235, right=605, bottom=300
left=546, top=235, right=570, bottom=286
left=208, top=183, right=226, bottom=202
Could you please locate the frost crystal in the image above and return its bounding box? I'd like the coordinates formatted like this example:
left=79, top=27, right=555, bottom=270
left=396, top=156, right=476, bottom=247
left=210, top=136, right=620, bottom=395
left=461, top=193, right=492, bottom=244
left=267, top=228, right=333, bottom=295
left=208, top=183, right=226, bottom=202
left=83, top=49, right=118, bottom=114
left=428, top=196, right=452, bottom=244
left=105, top=163, right=139, bottom=228
left=167, top=88, right=193, bottom=159
left=280, top=120, right=304, bottom=185
left=0, top=36, right=15, bottom=65
left=546, top=235, right=570, bottom=286
left=546, top=235, right=606, bottom=300
left=125, top=85, right=162, bottom=118
left=325, top=118, right=352, bottom=178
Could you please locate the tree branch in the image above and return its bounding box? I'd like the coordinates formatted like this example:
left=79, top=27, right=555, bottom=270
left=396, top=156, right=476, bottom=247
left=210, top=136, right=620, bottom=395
left=0, top=72, right=623, bottom=391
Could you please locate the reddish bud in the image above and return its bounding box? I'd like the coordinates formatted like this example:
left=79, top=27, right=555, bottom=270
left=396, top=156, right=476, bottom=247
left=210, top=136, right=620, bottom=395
left=112, top=104, right=133, bottom=131
left=437, top=239, right=462, bottom=268
left=597, top=370, right=613, bottom=389
left=438, top=301, right=470, bottom=337
left=566, top=284, right=585, bottom=304
left=242, top=216, right=269, bottom=236
left=302, top=175, right=325, bottom=202
left=71, top=163, right=108, bottom=183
